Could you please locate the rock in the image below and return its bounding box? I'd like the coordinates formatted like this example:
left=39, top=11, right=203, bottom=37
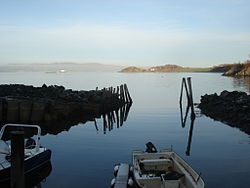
left=198, top=90, right=250, bottom=135
left=222, top=60, right=250, bottom=77
left=0, top=84, right=129, bottom=132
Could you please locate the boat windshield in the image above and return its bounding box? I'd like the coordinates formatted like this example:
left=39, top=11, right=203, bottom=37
left=0, top=124, right=41, bottom=151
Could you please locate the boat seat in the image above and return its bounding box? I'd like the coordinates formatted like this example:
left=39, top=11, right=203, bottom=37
left=140, top=158, right=172, bottom=172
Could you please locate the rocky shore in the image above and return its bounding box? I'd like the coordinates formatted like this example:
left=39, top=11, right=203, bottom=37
left=198, top=90, right=250, bottom=135
left=0, top=84, right=132, bottom=134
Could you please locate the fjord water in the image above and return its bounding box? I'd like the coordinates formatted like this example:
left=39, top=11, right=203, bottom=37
left=1, top=72, right=250, bottom=188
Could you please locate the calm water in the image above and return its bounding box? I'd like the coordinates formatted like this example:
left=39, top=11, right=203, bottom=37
left=0, top=72, right=250, bottom=188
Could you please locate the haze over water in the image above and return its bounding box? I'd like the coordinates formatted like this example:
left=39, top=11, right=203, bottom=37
left=0, top=72, right=250, bottom=188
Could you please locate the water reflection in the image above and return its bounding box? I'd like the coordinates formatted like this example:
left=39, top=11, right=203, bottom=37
left=232, top=77, right=250, bottom=93
left=94, top=103, right=132, bottom=134
left=179, top=102, right=196, bottom=156
left=0, top=161, right=52, bottom=188
left=25, top=161, right=52, bottom=188
left=1, top=103, right=132, bottom=135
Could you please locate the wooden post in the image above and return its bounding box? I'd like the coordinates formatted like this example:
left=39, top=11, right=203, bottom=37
left=123, top=86, right=129, bottom=103
left=179, top=78, right=184, bottom=104
left=187, top=77, right=195, bottom=120
left=120, top=85, right=125, bottom=102
left=179, top=78, right=190, bottom=105
left=11, top=131, right=25, bottom=188
left=124, top=84, right=132, bottom=103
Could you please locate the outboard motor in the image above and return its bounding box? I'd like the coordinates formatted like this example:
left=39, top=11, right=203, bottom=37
left=146, top=142, right=157, bottom=153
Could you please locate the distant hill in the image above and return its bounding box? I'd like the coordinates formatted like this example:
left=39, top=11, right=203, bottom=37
left=0, top=63, right=124, bottom=72
left=120, top=64, right=211, bottom=73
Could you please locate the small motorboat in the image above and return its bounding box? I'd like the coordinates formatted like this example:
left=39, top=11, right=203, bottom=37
left=132, top=142, right=204, bottom=188
left=0, top=124, right=51, bottom=184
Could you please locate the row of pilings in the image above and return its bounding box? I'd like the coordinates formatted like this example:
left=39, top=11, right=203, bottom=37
left=101, top=83, right=132, bottom=104
left=0, top=84, right=132, bottom=129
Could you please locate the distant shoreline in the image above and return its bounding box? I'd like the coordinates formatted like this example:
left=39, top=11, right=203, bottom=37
left=0, top=62, right=124, bottom=73
left=120, top=61, right=250, bottom=77
left=0, top=61, right=249, bottom=77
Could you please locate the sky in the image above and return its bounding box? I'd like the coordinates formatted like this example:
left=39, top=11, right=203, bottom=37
left=0, top=0, right=249, bottom=67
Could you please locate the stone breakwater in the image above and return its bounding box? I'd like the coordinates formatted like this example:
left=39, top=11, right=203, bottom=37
left=0, top=84, right=132, bottom=131
left=198, top=90, right=250, bottom=135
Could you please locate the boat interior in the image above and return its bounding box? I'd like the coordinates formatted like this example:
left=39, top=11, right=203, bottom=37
left=133, top=151, right=190, bottom=188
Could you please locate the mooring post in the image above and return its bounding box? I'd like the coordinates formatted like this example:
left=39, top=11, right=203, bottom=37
left=179, top=78, right=185, bottom=104
left=120, top=85, right=125, bottom=102
left=123, top=86, right=129, bottom=103
left=11, top=131, right=25, bottom=188
left=179, top=78, right=190, bottom=105
left=187, top=77, right=195, bottom=120
left=124, top=84, right=132, bottom=103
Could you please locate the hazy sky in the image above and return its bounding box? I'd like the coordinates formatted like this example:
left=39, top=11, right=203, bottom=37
left=0, top=0, right=249, bottom=67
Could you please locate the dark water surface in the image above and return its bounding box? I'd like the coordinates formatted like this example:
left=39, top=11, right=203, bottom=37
left=0, top=72, right=250, bottom=188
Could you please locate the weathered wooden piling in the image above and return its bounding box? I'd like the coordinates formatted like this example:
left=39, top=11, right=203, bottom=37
left=124, top=84, right=133, bottom=103
left=119, top=85, right=125, bottom=102
left=11, top=131, right=25, bottom=188
left=187, top=77, right=195, bottom=120
left=179, top=78, right=190, bottom=105
left=179, top=78, right=195, bottom=120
